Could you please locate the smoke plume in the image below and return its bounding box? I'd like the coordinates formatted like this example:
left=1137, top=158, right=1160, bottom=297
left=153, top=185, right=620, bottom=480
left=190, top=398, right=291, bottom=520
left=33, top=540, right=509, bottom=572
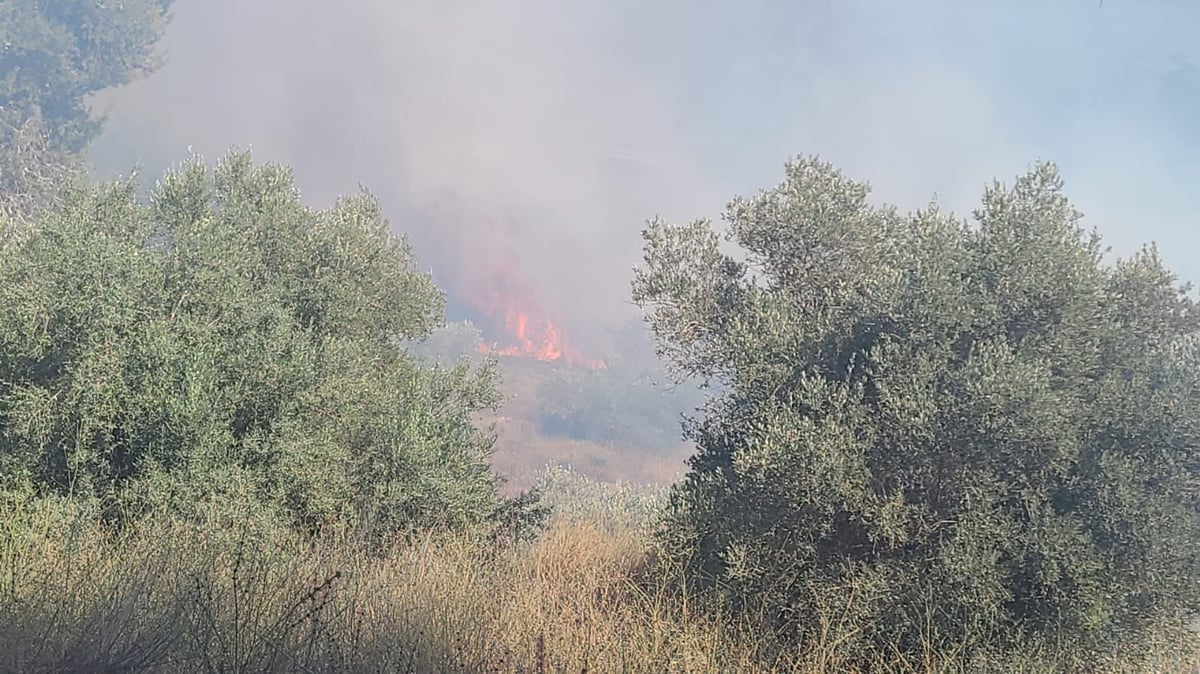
left=90, top=0, right=1200, bottom=359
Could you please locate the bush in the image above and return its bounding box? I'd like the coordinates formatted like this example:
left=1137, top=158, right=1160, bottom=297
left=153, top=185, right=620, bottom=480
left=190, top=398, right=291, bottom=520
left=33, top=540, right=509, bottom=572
left=406, top=320, right=487, bottom=367
left=534, top=320, right=703, bottom=450
left=632, top=156, right=1200, bottom=666
left=0, top=151, right=509, bottom=540
left=0, top=0, right=173, bottom=154
left=531, top=463, right=668, bottom=531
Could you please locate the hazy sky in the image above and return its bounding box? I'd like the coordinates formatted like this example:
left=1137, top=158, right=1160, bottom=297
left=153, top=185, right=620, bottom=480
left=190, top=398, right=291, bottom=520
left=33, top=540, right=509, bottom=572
left=90, top=0, right=1199, bottom=353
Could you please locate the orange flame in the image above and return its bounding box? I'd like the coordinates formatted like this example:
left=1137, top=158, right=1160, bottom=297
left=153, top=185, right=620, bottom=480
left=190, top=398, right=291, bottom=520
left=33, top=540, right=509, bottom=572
left=475, top=303, right=606, bottom=369
left=468, top=251, right=606, bottom=369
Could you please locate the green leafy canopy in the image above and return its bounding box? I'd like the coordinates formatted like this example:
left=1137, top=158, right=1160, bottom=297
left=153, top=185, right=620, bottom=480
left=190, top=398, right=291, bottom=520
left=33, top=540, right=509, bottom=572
left=633, top=155, right=1200, bottom=664
left=0, top=151, right=509, bottom=540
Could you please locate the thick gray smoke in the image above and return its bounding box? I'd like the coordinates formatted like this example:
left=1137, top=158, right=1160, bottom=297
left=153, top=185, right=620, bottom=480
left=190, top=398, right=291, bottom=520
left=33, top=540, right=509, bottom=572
left=90, top=0, right=1199, bottom=356
left=92, top=0, right=730, bottom=352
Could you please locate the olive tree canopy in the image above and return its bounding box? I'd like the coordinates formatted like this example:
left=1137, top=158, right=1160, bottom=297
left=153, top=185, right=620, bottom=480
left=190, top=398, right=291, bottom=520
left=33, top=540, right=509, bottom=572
left=633, top=156, right=1200, bottom=664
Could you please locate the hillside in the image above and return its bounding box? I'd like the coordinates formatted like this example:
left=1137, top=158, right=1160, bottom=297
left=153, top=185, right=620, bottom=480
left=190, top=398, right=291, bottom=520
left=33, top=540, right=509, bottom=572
left=481, top=355, right=695, bottom=490
left=406, top=318, right=703, bottom=489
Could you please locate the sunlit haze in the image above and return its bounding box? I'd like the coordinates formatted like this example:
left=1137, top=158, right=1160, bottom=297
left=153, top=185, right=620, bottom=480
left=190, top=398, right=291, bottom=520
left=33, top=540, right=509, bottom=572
left=90, top=0, right=1200, bottom=361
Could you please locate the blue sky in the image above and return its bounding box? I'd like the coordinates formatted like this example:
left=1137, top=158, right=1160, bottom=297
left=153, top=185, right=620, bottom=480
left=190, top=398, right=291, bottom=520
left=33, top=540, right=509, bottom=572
left=92, top=0, right=1199, bottom=337
left=626, top=0, right=1198, bottom=278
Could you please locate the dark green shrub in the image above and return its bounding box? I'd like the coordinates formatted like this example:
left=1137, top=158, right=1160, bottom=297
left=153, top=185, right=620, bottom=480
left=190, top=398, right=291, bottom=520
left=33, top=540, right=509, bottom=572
left=633, top=156, right=1200, bottom=665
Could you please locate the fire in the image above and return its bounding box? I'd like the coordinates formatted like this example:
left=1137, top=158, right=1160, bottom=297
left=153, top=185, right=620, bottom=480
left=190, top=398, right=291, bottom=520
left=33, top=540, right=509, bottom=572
left=467, top=250, right=606, bottom=369
left=475, top=305, right=606, bottom=369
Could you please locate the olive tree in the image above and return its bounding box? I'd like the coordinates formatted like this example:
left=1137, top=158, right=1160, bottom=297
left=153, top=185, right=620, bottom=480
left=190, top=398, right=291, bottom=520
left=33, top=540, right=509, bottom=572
left=633, top=156, right=1200, bottom=665
left=0, top=151, right=507, bottom=539
left=0, top=0, right=172, bottom=152
left=0, top=0, right=173, bottom=220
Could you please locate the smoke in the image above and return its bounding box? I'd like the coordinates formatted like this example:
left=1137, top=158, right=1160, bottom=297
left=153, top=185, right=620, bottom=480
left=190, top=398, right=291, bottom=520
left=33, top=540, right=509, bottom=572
left=89, top=0, right=1200, bottom=356
left=91, top=0, right=726, bottom=350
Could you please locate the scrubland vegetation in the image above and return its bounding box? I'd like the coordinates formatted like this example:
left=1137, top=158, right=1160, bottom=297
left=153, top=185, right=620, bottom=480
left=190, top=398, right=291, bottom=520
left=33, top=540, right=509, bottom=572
left=4, top=468, right=1198, bottom=673
left=4, top=1, right=1200, bottom=672
left=3, top=470, right=778, bottom=674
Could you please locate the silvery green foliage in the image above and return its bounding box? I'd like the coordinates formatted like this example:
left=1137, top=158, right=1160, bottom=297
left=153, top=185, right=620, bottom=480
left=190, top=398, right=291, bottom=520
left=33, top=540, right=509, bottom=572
left=633, top=156, right=1200, bottom=663
left=0, top=120, right=80, bottom=226
left=532, top=463, right=668, bottom=532
left=0, top=0, right=174, bottom=221
left=0, top=151, right=505, bottom=539
left=0, top=0, right=173, bottom=222
left=0, top=0, right=173, bottom=154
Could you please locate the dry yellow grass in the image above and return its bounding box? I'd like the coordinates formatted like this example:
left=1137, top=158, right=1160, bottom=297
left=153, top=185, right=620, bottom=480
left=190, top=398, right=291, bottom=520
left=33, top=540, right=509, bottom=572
left=2, top=491, right=1198, bottom=673
left=0, top=496, right=787, bottom=673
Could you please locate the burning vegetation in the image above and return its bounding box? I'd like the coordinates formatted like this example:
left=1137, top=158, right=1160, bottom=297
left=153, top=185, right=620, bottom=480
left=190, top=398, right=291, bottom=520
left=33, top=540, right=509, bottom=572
left=468, top=250, right=607, bottom=369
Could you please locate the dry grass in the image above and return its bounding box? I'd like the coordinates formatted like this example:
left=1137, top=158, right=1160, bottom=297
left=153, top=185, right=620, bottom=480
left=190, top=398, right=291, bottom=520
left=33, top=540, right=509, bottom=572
left=2, top=485, right=1198, bottom=673
left=0, top=501, right=786, bottom=673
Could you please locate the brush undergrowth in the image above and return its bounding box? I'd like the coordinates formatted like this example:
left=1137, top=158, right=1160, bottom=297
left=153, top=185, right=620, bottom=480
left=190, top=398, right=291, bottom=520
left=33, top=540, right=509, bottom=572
left=1, top=467, right=1196, bottom=673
